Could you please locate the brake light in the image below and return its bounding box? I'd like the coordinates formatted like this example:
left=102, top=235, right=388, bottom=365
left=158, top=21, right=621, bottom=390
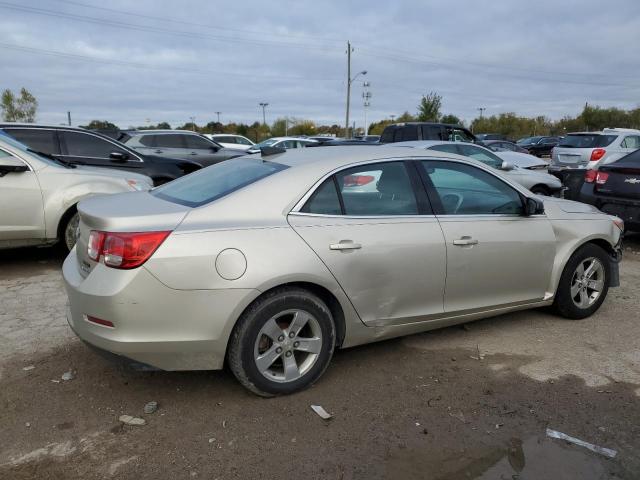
left=87, top=230, right=170, bottom=269
left=584, top=170, right=597, bottom=183
left=343, top=175, right=375, bottom=187
left=590, top=148, right=606, bottom=162
left=595, top=171, right=609, bottom=185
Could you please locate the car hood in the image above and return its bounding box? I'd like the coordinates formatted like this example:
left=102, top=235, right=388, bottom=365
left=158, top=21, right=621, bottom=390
left=541, top=196, right=602, bottom=217
left=496, top=151, right=547, bottom=169
left=512, top=166, right=562, bottom=185
left=72, top=165, right=152, bottom=184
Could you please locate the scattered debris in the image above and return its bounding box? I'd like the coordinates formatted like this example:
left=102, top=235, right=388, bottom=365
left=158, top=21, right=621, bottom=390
left=222, top=420, right=227, bottom=428
left=449, top=411, right=466, bottom=423
left=415, top=422, right=421, bottom=426
left=119, top=415, right=146, bottom=426
left=25, top=422, right=31, bottom=428
left=143, top=401, right=158, bottom=414
left=469, top=344, right=485, bottom=361
left=427, top=396, right=441, bottom=407
left=22, top=365, right=35, bottom=371
left=61, top=371, right=74, bottom=381
left=495, top=423, right=504, bottom=429
left=310, top=405, right=332, bottom=420
left=422, top=428, right=428, bottom=435
left=546, top=428, right=617, bottom=458
left=208, top=438, right=216, bottom=444
left=50, top=379, right=60, bottom=384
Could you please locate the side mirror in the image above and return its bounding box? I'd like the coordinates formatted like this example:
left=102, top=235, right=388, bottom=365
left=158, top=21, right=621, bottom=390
left=109, top=152, right=129, bottom=162
left=0, top=156, right=29, bottom=177
left=501, top=161, right=514, bottom=171
left=210, top=145, right=219, bottom=152
left=525, top=197, right=545, bottom=216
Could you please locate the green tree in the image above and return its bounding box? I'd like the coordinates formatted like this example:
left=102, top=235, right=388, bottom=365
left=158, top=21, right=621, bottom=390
left=80, top=120, right=119, bottom=130
left=1, top=87, right=38, bottom=122
left=271, top=117, right=288, bottom=137
left=440, top=114, right=461, bottom=125
left=416, top=92, right=441, bottom=122
left=289, top=119, right=316, bottom=136
left=397, top=111, right=416, bottom=122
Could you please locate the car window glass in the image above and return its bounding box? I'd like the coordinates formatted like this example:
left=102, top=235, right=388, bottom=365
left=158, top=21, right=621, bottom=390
left=138, top=135, right=156, bottom=147
left=421, top=125, right=442, bottom=140
left=458, top=144, right=502, bottom=169
left=154, top=135, right=185, bottom=148
left=62, top=131, right=125, bottom=158
left=0, top=148, right=12, bottom=158
left=237, top=137, right=252, bottom=145
left=5, top=129, right=59, bottom=154
left=621, top=136, right=640, bottom=149
left=447, top=128, right=474, bottom=142
left=185, top=135, right=214, bottom=149
left=422, top=161, right=523, bottom=215
left=428, top=144, right=459, bottom=154
left=400, top=127, right=418, bottom=141
left=335, top=162, right=418, bottom=216
left=300, top=178, right=342, bottom=215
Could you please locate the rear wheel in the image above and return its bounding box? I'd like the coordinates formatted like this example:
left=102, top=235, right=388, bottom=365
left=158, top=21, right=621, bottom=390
left=530, top=185, right=550, bottom=196
left=553, top=244, right=611, bottom=319
left=228, top=288, right=336, bottom=397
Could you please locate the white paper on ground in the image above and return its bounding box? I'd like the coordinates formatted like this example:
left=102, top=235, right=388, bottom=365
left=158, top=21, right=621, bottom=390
left=546, top=428, right=617, bottom=458
left=310, top=405, right=332, bottom=420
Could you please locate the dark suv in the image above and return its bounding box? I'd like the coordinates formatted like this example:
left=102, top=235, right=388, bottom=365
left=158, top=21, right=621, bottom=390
left=380, top=122, right=475, bottom=144
left=0, top=124, right=201, bottom=185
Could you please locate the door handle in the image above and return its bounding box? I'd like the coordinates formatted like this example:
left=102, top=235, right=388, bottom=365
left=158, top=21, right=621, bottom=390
left=330, top=241, right=362, bottom=251
left=189, top=152, right=198, bottom=155
left=154, top=150, right=163, bottom=154
left=453, top=236, right=478, bottom=246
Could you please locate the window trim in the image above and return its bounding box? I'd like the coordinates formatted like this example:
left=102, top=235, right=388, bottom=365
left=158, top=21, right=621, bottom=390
left=416, top=159, right=528, bottom=217
left=290, top=157, right=433, bottom=218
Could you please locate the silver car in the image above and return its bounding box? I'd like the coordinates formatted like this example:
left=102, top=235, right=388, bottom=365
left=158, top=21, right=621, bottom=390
left=63, top=146, right=623, bottom=396
left=392, top=141, right=563, bottom=196
left=0, top=134, right=152, bottom=251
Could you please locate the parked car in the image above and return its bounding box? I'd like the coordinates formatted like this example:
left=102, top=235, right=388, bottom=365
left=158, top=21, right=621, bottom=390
left=392, top=141, right=563, bottom=196
left=63, top=146, right=622, bottom=396
left=380, top=122, right=475, bottom=144
left=121, top=130, right=246, bottom=167
left=481, top=139, right=529, bottom=154
left=0, top=124, right=200, bottom=186
left=0, top=133, right=152, bottom=251
left=353, top=135, right=381, bottom=143
left=246, top=137, right=318, bottom=153
left=579, top=149, right=640, bottom=232
left=549, top=129, right=640, bottom=200
left=493, top=151, right=549, bottom=170
left=517, top=136, right=560, bottom=158
left=476, top=133, right=508, bottom=141
left=204, top=134, right=255, bottom=151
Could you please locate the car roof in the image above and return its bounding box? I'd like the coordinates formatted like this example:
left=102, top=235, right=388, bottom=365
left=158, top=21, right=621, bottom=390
left=0, top=122, right=88, bottom=131
left=125, top=129, right=201, bottom=135
left=264, top=136, right=319, bottom=142
left=388, top=140, right=469, bottom=148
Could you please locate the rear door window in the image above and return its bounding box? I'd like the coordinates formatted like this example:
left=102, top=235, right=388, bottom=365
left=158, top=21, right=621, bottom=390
left=155, top=135, right=186, bottom=148
left=300, top=178, right=342, bottom=215
left=185, top=135, right=214, bottom=150
left=4, top=129, right=60, bottom=154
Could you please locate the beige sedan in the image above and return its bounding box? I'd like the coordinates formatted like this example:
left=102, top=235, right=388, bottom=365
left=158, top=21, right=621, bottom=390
left=63, top=146, right=623, bottom=396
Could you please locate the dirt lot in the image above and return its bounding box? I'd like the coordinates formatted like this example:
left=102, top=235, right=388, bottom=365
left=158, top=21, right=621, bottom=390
left=1, top=236, right=639, bottom=480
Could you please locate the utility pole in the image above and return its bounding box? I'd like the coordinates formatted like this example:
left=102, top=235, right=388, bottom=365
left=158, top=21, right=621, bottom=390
left=189, top=116, right=196, bottom=131
left=67, top=111, right=71, bottom=126
left=285, top=117, right=289, bottom=136
left=215, top=111, right=221, bottom=124
left=477, top=107, right=486, bottom=119
left=344, top=42, right=367, bottom=139
left=259, top=103, right=268, bottom=126
left=362, top=81, right=371, bottom=136
left=390, top=114, right=396, bottom=122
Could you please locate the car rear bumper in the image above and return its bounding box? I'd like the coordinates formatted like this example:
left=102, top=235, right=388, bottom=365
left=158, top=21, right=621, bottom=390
left=62, top=250, right=260, bottom=370
left=549, top=167, right=585, bottom=201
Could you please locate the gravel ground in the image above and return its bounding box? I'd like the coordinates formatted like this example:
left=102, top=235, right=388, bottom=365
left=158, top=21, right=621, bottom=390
left=0, top=235, right=639, bottom=479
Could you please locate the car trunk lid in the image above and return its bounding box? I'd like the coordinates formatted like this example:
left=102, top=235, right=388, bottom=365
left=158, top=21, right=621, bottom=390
left=75, top=191, right=190, bottom=277
left=596, top=165, right=640, bottom=200
left=551, top=134, right=618, bottom=168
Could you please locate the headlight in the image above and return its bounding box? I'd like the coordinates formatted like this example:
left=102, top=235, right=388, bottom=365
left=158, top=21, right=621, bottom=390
left=126, top=179, right=151, bottom=191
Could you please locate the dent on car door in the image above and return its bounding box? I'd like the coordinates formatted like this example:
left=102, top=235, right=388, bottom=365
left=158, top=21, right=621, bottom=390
left=288, top=161, right=447, bottom=326
left=419, top=160, right=556, bottom=313
left=0, top=149, right=45, bottom=241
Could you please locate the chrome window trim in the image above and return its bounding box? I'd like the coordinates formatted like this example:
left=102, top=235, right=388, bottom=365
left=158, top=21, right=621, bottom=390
left=0, top=147, right=34, bottom=172
left=288, top=212, right=437, bottom=220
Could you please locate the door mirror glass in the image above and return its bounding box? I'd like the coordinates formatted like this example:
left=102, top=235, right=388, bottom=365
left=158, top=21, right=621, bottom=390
left=525, top=197, right=545, bottom=216
left=501, top=161, right=514, bottom=171
left=0, top=155, right=29, bottom=176
left=109, top=151, right=129, bottom=162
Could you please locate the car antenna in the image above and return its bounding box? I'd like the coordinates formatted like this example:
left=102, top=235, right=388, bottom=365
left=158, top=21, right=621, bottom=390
left=260, top=146, right=287, bottom=159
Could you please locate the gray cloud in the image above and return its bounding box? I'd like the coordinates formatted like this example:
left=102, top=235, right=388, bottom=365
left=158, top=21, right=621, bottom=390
left=1, top=0, right=638, bottom=128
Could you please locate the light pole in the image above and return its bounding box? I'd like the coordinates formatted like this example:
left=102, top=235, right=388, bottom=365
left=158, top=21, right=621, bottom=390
left=477, top=107, right=486, bottom=119
left=215, top=111, right=221, bottom=124
left=344, top=41, right=367, bottom=139
left=390, top=114, right=396, bottom=122
left=189, top=116, right=196, bottom=131
left=362, top=81, right=371, bottom=136
left=259, top=103, right=269, bottom=126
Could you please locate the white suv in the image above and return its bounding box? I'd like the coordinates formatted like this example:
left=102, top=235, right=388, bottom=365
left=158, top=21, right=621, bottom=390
left=550, top=128, right=640, bottom=171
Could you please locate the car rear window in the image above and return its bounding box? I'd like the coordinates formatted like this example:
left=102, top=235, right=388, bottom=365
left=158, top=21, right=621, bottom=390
left=152, top=158, right=288, bottom=207
left=559, top=134, right=617, bottom=148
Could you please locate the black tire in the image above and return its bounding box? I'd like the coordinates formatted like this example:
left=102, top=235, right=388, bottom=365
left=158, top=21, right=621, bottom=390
left=530, top=185, right=550, bottom=196
left=61, top=211, right=80, bottom=252
left=227, top=287, right=336, bottom=397
left=552, top=243, right=611, bottom=320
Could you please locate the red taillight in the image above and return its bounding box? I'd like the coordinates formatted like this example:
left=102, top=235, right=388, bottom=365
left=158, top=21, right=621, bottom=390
left=590, top=148, right=606, bottom=162
left=87, top=230, right=170, bottom=269
left=86, top=315, right=114, bottom=328
left=343, top=175, right=375, bottom=187
left=584, top=170, right=597, bottom=183
left=595, top=171, right=609, bottom=185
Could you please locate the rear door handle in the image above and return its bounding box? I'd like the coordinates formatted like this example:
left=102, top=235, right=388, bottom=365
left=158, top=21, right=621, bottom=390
left=453, top=236, right=478, bottom=246
left=154, top=150, right=163, bottom=154
left=330, top=241, right=362, bottom=251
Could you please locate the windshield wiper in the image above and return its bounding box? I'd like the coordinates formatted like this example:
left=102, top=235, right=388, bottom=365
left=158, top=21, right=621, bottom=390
left=27, top=149, right=77, bottom=168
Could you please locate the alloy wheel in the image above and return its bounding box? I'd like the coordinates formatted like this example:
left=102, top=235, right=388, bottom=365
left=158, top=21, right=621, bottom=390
left=570, top=257, right=605, bottom=309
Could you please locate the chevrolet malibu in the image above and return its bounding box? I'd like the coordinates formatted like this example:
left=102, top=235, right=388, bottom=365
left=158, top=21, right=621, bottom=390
left=63, top=146, right=623, bottom=396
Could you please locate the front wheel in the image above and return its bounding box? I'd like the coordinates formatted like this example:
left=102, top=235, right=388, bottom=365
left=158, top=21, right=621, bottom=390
left=62, top=212, right=80, bottom=252
left=228, top=288, right=336, bottom=397
left=553, top=244, right=611, bottom=319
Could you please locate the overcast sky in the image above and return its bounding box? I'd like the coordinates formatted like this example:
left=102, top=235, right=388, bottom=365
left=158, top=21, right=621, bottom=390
left=1, top=0, right=639, bottom=128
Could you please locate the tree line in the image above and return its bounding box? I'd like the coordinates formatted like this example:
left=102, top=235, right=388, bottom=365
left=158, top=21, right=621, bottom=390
left=3, top=87, right=640, bottom=142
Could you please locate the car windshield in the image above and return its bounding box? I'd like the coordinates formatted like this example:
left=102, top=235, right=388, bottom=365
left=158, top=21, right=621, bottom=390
left=517, top=136, right=544, bottom=145
left=0, top=131, right=63, bottom=167
left=152, top=158, right=288, bottom=207
left=252, top=139, right=279, bottom=149
left=558, top=134, right=617, bottom=148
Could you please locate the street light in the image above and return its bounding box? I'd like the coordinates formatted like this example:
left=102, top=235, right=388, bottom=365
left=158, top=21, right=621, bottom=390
left=259, top=102, right=269, bottom=126
left=345, top=69, right=367, bottom=138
